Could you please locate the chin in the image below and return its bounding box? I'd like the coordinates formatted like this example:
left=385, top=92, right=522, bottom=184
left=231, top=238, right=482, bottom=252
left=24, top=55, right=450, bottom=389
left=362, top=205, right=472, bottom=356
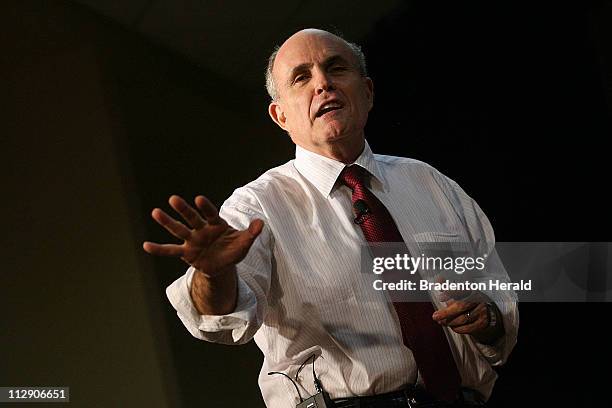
left=319, top=122, right=349, bottom=141
left=318, top=132, right=347, bottom=146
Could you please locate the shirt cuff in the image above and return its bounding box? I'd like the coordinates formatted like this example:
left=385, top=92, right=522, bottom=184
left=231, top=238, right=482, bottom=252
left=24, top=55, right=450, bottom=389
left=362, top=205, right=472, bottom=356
left=166, top=267, right=258, bottom=343
left=472, top=299, right=518, bottom=366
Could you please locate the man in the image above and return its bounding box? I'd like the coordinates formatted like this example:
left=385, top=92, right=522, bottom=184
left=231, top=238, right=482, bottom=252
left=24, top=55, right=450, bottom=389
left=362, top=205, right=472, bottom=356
left=143, top=29, right=518, bottom=407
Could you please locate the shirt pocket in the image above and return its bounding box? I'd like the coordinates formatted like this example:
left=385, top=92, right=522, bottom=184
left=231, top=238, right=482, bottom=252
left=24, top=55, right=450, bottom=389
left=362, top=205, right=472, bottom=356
left=411, top=231, right=474, bottom=257
left=412, top=231, right=463, bottom=242
left=409, top=231, right=487, bottom=285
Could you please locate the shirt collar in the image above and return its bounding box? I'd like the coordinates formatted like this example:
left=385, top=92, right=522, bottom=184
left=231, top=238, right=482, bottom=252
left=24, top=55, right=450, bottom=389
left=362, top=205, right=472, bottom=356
left=294, top=140, right=387, bottom=198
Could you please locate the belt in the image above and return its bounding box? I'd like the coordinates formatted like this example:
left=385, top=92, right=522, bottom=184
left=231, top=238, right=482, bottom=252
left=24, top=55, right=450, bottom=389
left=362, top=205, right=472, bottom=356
left=331, top=386, right=485, bottom=408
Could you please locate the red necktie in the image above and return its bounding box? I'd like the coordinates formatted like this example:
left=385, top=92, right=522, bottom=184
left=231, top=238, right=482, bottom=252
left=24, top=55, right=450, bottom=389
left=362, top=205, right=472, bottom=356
left=340, top=165, right=461, bottom=402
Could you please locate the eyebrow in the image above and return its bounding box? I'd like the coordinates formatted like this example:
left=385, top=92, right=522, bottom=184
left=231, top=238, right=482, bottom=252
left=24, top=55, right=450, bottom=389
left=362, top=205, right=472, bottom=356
left=287, top=54, right=352, bottom=85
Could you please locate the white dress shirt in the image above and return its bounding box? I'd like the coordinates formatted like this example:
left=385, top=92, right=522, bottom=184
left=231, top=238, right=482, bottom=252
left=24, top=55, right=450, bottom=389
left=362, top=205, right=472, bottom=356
left=166, top=141, right=518, bottom=407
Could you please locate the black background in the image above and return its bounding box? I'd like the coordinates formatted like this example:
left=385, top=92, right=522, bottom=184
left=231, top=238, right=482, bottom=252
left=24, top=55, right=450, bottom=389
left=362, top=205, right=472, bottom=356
left=362, top=2, right=612, bottom=406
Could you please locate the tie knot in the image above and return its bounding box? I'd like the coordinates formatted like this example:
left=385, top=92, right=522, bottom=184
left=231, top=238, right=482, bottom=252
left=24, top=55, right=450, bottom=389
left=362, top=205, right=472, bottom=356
left=340, top=165, right=367, bottom=190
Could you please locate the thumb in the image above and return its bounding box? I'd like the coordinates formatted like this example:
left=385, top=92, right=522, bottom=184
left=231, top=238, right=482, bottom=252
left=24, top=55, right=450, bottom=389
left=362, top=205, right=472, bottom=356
left=235, top=219, right=264, bottom=252
left=247, top=218, right=264, bottom=238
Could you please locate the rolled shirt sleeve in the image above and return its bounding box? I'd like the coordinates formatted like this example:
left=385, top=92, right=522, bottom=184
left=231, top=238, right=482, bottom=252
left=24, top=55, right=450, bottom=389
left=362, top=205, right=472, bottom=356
left=165, top=266, right=259, bottom=344
left=165, top=188, right=273, bottom=345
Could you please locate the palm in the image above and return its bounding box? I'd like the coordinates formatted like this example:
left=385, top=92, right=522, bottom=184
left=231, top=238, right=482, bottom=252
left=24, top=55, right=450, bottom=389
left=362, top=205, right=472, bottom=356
left=143, top=195, right=263, bottom=277
left=184, top=222, right=252, bottom=274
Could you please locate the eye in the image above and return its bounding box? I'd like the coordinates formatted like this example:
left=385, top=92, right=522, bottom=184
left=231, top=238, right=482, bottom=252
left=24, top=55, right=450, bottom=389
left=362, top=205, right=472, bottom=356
left=330, top=65, right=348, bottom=72
left=293, top=74, right=309, bottom=84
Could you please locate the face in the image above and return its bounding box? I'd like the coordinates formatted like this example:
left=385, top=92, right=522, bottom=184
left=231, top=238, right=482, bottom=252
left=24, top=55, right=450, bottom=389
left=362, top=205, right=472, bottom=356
left=268, top=30, right=374, bottom=156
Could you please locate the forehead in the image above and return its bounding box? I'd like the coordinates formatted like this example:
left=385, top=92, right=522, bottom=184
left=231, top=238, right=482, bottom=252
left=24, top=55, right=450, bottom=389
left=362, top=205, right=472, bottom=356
left=273, top=33, right=354, bottom=80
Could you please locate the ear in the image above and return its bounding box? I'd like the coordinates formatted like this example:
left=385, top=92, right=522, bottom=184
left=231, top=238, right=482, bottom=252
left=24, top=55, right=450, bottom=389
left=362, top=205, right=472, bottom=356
left=268, top=101, right=289, bottom=131
left=364, top=77, right=374, bottom=110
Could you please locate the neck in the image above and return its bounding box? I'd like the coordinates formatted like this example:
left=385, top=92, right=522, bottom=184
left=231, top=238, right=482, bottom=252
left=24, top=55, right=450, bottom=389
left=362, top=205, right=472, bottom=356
left=299, top=137, right=366, bottom=164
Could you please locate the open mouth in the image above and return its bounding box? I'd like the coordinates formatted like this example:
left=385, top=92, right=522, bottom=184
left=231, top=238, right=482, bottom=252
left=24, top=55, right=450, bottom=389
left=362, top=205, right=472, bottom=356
left=315, top=101, right=344, bottom=118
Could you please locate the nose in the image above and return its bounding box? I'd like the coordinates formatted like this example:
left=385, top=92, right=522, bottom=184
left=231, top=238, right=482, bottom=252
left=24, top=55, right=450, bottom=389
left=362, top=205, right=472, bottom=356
left=314, top=70, right=334, bottom=95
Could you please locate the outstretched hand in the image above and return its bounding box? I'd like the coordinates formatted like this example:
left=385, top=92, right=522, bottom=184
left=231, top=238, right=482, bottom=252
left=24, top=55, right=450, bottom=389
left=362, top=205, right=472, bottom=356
left=143, top=195, right=264, bottom=277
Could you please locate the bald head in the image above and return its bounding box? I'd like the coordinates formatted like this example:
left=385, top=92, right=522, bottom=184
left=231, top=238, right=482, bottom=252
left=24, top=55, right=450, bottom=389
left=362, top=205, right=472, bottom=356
left=265, top=28, right=374, bottom=163
left=265, top=29, right=367, bottom=101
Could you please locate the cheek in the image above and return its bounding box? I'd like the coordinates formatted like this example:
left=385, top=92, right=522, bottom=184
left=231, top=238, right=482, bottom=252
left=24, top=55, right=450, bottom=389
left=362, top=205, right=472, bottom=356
left=357, top=93, right=373, bottom=118
left=288, top=99, right=311, bottom=124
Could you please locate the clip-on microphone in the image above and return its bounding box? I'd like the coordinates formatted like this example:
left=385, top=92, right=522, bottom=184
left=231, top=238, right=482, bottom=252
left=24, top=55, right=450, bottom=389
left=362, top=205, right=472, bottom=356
left=353, top=199, right=372, bottom=224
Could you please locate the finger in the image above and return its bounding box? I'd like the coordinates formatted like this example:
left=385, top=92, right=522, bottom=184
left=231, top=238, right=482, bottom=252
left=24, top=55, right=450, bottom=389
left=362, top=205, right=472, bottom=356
left=434, top=299, right=477, bottom=319
left=451, top=306, right=489, bottom=334
left=445, top=303, right=487, bottom=328
left=151, top=208, right=192, bottom=240
left=247, top=219, right=264, bottom=237
left=451, top=318, right=486, bottom=334
left=432, top=300, right=477, bottom=323
left=234, top=219, right=265, bottom=249
left=195, top=195, right=222, bottom=225
left=169, top=195, right=206, bottom=229
left=142, top=241, right=184, bottom=257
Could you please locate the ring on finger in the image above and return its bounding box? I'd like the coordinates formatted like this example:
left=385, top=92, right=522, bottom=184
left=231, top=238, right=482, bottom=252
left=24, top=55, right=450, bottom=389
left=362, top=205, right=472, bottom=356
left=464, top=311, right=471, bottom=323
